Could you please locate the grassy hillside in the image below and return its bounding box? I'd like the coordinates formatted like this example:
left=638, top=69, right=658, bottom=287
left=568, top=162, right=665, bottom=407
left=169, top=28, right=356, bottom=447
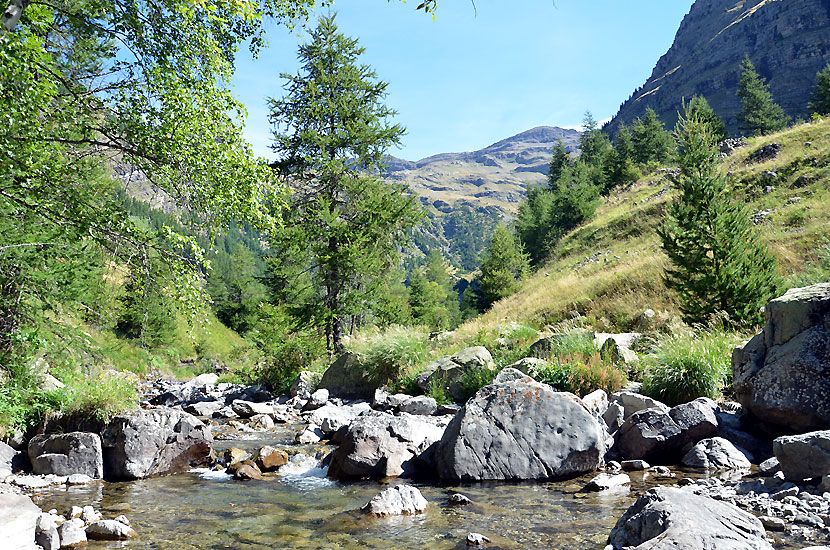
left=458, top=119, right=830, bottom=337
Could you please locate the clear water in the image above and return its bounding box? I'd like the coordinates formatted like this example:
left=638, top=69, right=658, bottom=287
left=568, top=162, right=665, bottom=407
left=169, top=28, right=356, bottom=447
left=29, top=423, right=818, bottom=550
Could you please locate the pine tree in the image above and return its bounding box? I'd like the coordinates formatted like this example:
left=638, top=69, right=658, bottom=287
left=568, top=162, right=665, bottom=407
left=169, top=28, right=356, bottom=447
left=548, top=140, right=573, bottom=185
left=684, top=95, right=728, bottom=142
left=808, top=63, right=830, bottom=116
left=267, top=14, right=421, bottom=353
left=658, top=107, right=779, bottom=326
left=478, top=225, right=530, bottom=309
left=631, top=107, right=675, bottom=165
left=516, top=185, right=558, bottom=266
left=736, top=55, right=789, bottom=136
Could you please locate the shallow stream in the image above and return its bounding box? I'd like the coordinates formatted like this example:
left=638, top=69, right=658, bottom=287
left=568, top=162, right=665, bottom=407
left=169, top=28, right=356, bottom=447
left=29, top=423, right=815, bottom=550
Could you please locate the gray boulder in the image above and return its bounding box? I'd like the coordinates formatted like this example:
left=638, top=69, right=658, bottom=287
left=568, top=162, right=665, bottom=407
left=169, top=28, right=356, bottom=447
left=230, top=400, right=274, bottom=418
left=318, top=353, right=377, bottom=399
left=435, top=379, right=606, bottom=481
left=35, top=513, right=59, bottom=550
left=101, top=407, right=213, bottom=480
left=372, top=387, right=409, bottom=411
left=290, top=370, right=323, bottom=399
left=506, top=357, right=547, bottom=378
left=0, top=440, right=25, bottom=475
left=607, top=487, right=772, bottom=550
left=610, top=391, right=670, bottom=421
left=362, top=484, right=428, bottom=516
left=302, top=388, right=329, bottom=411
left=773, top=429, right=830, bottom=481
left=582, top=472, right=630, bottom=492
left=28, top=432, right=103, bottom=479
left=681, top=437, right=752, bottom=470
left=733, top=283, right=830, bottom=432
left=492, top=367, right=535, bottom=385
left=327, top=411, right=445, bottom=480
left=399, top=395, right=437, bottom=416
left=57, top=520, right=87, bottom=548
left=614, top=398, right=718, bottom=461
left=414, top=347, right=494, bottom=402
left=595, top=333, right=641, bottom=364
left=183, top=400, right=224, bottom=418
left=85, top=520, right=137, bottom=540
left=0, top=494, right=41, bottom=550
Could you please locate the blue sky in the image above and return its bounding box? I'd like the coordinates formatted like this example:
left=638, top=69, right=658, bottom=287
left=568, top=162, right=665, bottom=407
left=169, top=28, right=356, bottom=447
left=232, top=0, right=695, bottom=161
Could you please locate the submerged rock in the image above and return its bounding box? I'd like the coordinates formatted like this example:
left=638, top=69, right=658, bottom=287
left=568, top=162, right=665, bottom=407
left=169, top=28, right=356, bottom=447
left=362, top=485, right=427, bottom=516
left=101, top=407, right=213, bottom=480
left=85, top=519, right=137, bottom=540
left=435, top=379, right=606, bottom=481
left=582, top=472, right=630, bottom=492
left=607, top=486, right=772, bottom=550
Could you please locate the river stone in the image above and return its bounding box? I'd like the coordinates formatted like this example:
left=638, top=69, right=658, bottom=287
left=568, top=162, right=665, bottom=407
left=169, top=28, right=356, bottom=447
left=582, top=389, right=608, bottom=418
left=231, top=400, right=274, bottom=418
left=327, top=411, right=444, bottom=480
left=435, top=380, right=606, bottom=481
left=66, top=473, right=91, bottom=486
left=681, top=437, right=751, bottom=470
left=733, top=283, right=830, bottom=432
left=232, top=462, right=263, bottom=481
left=466, top=533, right=491, bottom=546
left=290, top=371, right=323, bottom=399
left=57, top=520, right=87, bottom=547
left=582, top=472, right=630, bottom=492
left=0, top=440, right=26, bottom=474
left=610, top=391, right=670, bottom=421
left=28, top=432, right=103, bottom=479
left=189, top=373, right=219, bottom=386
left=249, top=413, right=275, bottom=431
left=362, top=484, right=428, bottom=516
left=372, top=387, right=408, bottom=411
left=255, top=446, right=288, bottom=471
left=36, top=513, right=59, bottom=550
left=81, top=505, right=102, bottom=523
left=0, top=494, right=41, bottom=550
left=302, top=388, right=329, bottom=411
left=224, top=447, right=250, bottom=467
left=607, top=486, right=772, bottom=550
left=85, top=519, right=137, bottom=540
left=101, top=407, right=213, bottom=480
left=399, top=395, right=438, bottom=416
left=318, top=353, right=376, bottom=399
left=773, top=430, right=830, bottom=481
left=614, top=398, right=718, bottom=461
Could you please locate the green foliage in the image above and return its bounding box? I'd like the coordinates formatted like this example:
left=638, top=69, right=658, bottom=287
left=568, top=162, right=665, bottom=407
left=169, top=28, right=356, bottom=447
left=631, top=107, right=675, bottom=165
left=535, top=353, right=626, bottom=397
left=57, top=370, right=139, bottom=423
left=548, top=140, right=574, bottom=184
left=478, top=225, right=530, bottom=309
left=267, top=14, right=422, bottom=353
left=787, top=238, right=830, bottom=288
left=642, top=329, right=739, bottom=406
left=207, top=243, right=267, bottom=334
left=426, top=377, right=451, bottom=405
left=116, top=266, right=177, bottom=350
left=684, top=95, right=728, bottom=142
left=454, top=367, right=498, bottom=403
left=809, top=63, right=830, bottom=116
left=246, top=304, right=327, bottom=395
left=737, top=55, right=790, bottom=136
left=346, top=326, right=428, bottom=386
left=659, top=106, right=780, bottom=327
left=408, top=251, right=461, bottom=330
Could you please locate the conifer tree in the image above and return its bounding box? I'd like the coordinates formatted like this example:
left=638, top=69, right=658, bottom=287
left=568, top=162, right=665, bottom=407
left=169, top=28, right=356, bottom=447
left=658, top=107, right=779, bottom=326
left=736, top=55, right=789, bottom=136
left=548, top=140, right=573, bottom=185
left=808, top=63, right=830, bottom=116
left=684, top=95, right=728, bottom=142
left=478, top=225, right=530, bottom=309
left=631, top=107, right=675, bottom=165
left=267, top=14, right=421, bottom=353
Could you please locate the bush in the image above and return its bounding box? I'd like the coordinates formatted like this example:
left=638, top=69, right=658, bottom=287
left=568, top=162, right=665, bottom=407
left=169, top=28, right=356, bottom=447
left=536, top=352, right=626, bottom=397
left=641, top=329, right=741, bottom=406
left=58, top=370, right=139, bottom=422
left=454, top=367, right=498, bottom=403
left=347, top=325, right=428, bottom=386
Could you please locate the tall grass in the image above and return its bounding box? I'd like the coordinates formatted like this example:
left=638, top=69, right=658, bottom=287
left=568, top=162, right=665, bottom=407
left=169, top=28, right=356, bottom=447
left=346, top=325, right=429, bottom=385
left=641, top=328, right=744, bottom=406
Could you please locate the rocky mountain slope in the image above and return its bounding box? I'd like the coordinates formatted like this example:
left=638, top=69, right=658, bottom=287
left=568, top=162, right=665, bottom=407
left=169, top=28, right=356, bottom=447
left=606, top=0, right=830, bottom=136
left=385, top=126, right=580, bottom=216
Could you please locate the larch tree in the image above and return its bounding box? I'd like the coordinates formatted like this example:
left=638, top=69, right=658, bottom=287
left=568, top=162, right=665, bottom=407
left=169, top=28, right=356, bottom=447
left=267, top=14, right=421, bottom=353
left=736, top=55, right=789, bottom=136
left=658, top=105, right=779, bottom=327
left=478, top=224, right=530, bottom=309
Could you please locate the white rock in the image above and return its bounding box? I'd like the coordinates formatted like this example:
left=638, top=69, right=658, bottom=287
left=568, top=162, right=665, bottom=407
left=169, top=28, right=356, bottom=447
left=57, top=520, right=87, bottom=547
left=85, top=519, right=137, bottom=540
left=362, top=485, right=428, bottom=516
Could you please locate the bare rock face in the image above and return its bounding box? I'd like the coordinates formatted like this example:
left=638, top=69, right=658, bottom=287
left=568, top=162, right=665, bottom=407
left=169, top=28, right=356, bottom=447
left=607, top=487, right=772, bottom=550
left=327, top=411, right=445, bottom=480
left=435, top=379, right=606, bottom=481
left=606, top=0, right=830, bottom=136
left=362, top=485, right=428, bottom=517
left=733, top=283, right=830, bottom=432
left=28, top=432, right=103, bottom=479
left=101, top=407, right=213, bottom=480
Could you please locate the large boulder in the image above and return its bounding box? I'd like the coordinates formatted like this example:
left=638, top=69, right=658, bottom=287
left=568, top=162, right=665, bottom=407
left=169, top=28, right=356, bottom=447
left=0, top=440, right=25, bottom=476
left=681, top=437, right=752, bottom=470
left=607, top=486, right=772, bottom=550
left=0, top=494, right=41, bottom=550
left=101, top=407, right=213, bottom=480
left=327, top=411, right=445, bottom=480
left=28, top=432, right=103, bottom=479
left=773, top=429, right=830, bottom=481
left=290, top=371, right=323, bottom=399
left=414, top=347, right=495, bottom=402
left=318, top=353, right=377, bottom=399
left=435, top=379, right=606, bottom=481
left=732, top=283, right=830, bottom=432
left=614, top=398, right=718, bottom=461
